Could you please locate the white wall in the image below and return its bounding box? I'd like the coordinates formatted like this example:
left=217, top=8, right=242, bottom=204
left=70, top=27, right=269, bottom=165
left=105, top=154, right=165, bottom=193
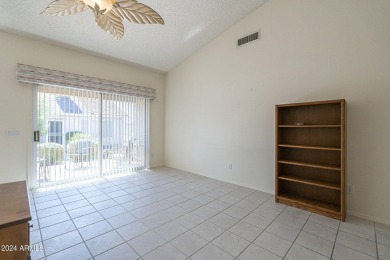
left=0, top=31, right=165, bottom=184
left=166, top=0, right=390, bottom=224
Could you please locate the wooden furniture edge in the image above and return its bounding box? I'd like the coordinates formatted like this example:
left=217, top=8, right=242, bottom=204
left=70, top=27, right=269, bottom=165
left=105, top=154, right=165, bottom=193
left=276, top=99, right=346, bottom=108
left=0, top=181, right=32, bottom=229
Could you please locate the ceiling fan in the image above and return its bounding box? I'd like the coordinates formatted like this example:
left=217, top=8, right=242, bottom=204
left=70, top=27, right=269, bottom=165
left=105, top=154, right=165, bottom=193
left=41, top=0, right=164, bottom=40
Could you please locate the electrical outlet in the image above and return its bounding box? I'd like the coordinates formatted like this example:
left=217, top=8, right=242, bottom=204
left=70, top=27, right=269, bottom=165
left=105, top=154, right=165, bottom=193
left=228, top=163, right=233, bottom=170
left=347, top=184, right=354, bottom=194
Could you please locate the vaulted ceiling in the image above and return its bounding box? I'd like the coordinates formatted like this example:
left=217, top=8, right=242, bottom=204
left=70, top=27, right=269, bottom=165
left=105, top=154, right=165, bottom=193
left=0, top=0, right=268, bottom=72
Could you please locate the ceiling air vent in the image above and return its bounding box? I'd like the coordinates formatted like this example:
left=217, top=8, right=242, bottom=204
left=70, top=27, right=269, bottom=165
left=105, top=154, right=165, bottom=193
left=237, top=31, right=260, bottom=47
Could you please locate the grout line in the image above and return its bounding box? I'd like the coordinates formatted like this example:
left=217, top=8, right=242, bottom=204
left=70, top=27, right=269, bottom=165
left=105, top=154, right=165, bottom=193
left=36, top=179, right=120, bottom=258
left=33, top=168, right=342, bottom=260
left=332, top=229, right=380, bottom=259
left=137, top=180, right=248, bottom=257
left=34, top=170, right=218, bottom=258
left=29, top=193, right=47, bottom=260
left=243, top=203, right=293, bottom=259
left=35, top=177, right=245, bottom=258
left=118, top=177, right=220, bottom=258
left=203, top=196, right=284, bottom=259
left=79, top=178, right=142, bottom=259
left=45, top=185, right=95, bottom=258
left=330, top=217, right=341, bottom=259
left=374, top=222, right=379, bottom=260
left=122, top=173, right=250, bottom=257
left=280, top=211, right=312, bottom=259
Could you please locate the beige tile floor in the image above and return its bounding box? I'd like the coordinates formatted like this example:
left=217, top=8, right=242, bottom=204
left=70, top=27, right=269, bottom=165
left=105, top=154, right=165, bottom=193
left=29, top=167, right=390, bottom=260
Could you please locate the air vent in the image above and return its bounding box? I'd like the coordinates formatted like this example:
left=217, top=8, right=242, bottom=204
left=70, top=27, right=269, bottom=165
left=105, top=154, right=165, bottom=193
left=237, top=31, right=260, bottom=46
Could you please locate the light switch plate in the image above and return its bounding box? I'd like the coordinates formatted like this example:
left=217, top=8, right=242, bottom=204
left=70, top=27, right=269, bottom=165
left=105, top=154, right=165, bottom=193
left=5, top=129, right=21, bottom=136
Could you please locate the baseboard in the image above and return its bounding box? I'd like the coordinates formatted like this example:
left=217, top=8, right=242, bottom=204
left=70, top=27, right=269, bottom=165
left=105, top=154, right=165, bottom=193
left=161, top=165, right=275, bottom=195
left=347, top=210, right=390, bottom=226
left=199, top=173, right=275, bottom=196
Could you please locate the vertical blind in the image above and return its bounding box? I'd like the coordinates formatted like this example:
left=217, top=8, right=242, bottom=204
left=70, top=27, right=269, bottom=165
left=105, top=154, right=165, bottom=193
left=101, top=92, right=150, bottom=175
left=36, top=85, right=150, bottom=187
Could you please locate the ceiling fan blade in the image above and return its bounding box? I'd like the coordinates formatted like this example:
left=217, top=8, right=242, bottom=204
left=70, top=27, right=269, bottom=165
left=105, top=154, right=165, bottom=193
left=41, top=0, right=87, bottom=16
left=94, top=11, right=124, bottom=40
left=113, top=0, right=164, bottom=25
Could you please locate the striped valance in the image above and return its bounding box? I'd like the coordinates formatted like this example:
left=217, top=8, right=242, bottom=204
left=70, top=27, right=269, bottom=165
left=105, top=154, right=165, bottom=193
left=16, top=63, right=156, bottom=100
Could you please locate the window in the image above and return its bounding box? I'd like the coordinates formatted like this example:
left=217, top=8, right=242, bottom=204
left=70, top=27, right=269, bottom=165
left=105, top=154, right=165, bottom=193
left=47, top=120, right=63, bottom=144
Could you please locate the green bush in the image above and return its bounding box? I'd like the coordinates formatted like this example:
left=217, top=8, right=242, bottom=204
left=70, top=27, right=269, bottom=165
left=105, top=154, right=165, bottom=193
left=65, top=131, right=83, bottom=144
left=67, top=139, right=98, bottom=163
left=69, top=132, right=93, bottom=142
left=38, top=143, right=65, bottom=165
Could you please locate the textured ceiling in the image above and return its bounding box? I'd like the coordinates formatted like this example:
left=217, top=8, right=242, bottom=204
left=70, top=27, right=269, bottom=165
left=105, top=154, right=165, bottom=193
left=0, top=0, right=267, bottom=72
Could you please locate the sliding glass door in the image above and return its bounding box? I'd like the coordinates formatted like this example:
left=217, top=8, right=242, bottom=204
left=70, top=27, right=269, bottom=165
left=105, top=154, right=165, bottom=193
left=34, top=85, right=149, bottom=187
left=101, top=93, right=149, bottom=175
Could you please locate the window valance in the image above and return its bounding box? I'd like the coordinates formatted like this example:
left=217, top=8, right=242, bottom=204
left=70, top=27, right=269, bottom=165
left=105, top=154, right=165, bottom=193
left=16, top=63, right=156, bottom=100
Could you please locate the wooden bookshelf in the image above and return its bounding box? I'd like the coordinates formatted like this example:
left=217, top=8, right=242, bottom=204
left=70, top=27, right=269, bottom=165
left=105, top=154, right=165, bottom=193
left=275, top=99, right=346, bottom=221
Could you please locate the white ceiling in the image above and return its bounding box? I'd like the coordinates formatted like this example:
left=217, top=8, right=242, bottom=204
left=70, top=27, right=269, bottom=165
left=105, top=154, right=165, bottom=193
left=0, top=0, right=267, bottom=72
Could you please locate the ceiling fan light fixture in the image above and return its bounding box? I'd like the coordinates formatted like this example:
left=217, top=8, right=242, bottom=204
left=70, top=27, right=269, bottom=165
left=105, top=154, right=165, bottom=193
left=41, top=0, right=164, bottom=40
left=82, top=0, right=113, bottom=14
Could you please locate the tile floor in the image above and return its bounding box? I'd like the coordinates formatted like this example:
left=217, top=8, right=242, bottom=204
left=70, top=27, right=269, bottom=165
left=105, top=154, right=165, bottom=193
left=28, top=167, right=390, bottom=260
